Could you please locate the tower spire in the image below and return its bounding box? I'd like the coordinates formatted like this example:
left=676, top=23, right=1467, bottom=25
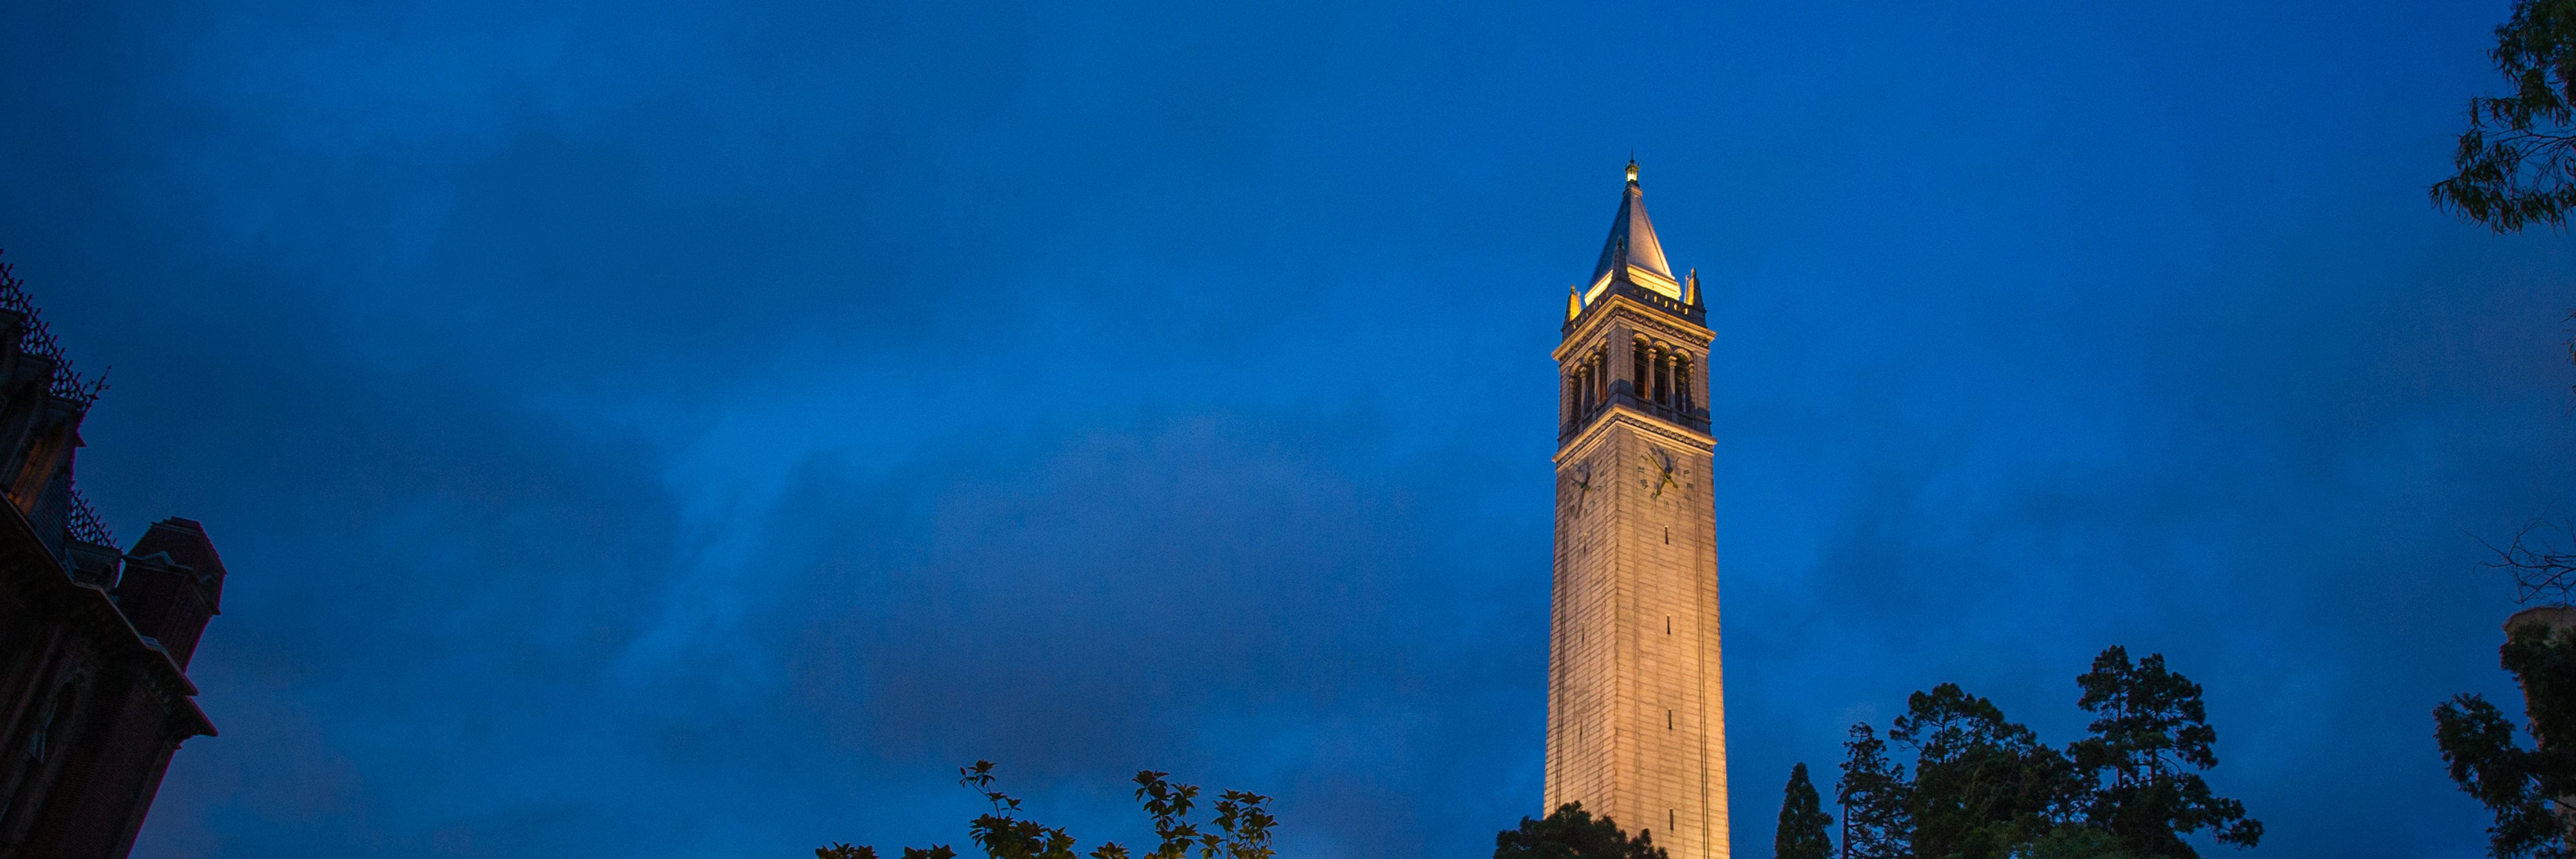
left=1588, top=161, right=1680, bottom=301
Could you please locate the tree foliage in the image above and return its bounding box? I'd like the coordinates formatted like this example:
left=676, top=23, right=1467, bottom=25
left=1492, top=802, right=1668, bottom=859
left=2437, top=619, right=2576, bottom=859
left=1825, top=646, right=2257, bottom=859
left=1775, top=763, right=1834, bottom=859
left=2434, top=0, right=2576, bottom=231
left=820, top=761, right=1275, bottom=859
left=1890, top=684, right=2084, bottom=859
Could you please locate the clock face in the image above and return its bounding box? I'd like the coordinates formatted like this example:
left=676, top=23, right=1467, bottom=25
left=1564, top=461, right=1598, bottom=515
left=1639, top=449, right=1679, bottom=498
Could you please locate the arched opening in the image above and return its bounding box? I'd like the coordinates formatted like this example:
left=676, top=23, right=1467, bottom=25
left=1567, top=358, right=1594, bottom=427
left=1673, top=355, right=1693, bottom=413
left=1652, top=347, right=1672, bottom=406
left=1564, top=372, right=1579, bottom=430
left=1631, top=340, right=1649, bottom=401
left=1577, top=350, right=1597, bottom=412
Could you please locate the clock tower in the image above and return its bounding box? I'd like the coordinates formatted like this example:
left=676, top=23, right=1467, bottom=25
left=1546, top=161, right=1728, bottom=859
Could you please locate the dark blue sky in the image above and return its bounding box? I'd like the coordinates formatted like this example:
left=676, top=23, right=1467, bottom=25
left=3, top=0, right=2566, bottom=856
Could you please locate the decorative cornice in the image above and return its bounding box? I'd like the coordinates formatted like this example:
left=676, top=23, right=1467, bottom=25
left=1554, top=402, right=1715, bottom=465
left=1555, top=291, right=1711, bottom=362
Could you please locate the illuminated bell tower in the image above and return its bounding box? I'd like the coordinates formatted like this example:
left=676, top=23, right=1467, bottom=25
left=1545, top=161, right=1727, bottom=859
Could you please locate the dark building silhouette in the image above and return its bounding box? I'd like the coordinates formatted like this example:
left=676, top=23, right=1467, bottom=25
left=0, top=259, right=225, bottom=859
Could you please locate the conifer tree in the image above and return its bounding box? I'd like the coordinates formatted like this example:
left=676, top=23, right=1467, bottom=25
left=1836, top=724, right=1911, bottom=859
left=2067, top=647, right=2261, bottom=857
left=1774, top=763, right=1833, bottom=859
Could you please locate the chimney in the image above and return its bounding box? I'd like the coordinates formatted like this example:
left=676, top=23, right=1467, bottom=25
left=110, top=517, right=228, bottom=670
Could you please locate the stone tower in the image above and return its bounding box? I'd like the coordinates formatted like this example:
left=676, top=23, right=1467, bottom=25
left=1546, top=161, right=1727, bottom=859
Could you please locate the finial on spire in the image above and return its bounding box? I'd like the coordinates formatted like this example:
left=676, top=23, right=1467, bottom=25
left=1567, top=284, right=1583, bottom=321
left=1684, top=268, right=1700, bottom=307
left=1625, top=159, right=1639, bottom=184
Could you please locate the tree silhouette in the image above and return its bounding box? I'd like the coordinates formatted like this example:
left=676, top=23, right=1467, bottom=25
left=819, top=762, right=1274, bottom=859
left=2067, top=647, right=2261, bottom=857
left=1492, top=802, right=1668, bottom=859
left=1821, top=647, right=2256, bottom=859
left=2438, top=620, right=2576, bottom=859
left=1774, top=763, right=1833, bottom=859
left=2434, top=0, right=2576, bottom=231
left=1836, top=725, right=1911, bottom=859
left=1890, top=684, right=2078, bottom=859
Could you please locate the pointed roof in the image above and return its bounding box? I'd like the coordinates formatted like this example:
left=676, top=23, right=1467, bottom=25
left=1587, top=161, right=1681, bottom=300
